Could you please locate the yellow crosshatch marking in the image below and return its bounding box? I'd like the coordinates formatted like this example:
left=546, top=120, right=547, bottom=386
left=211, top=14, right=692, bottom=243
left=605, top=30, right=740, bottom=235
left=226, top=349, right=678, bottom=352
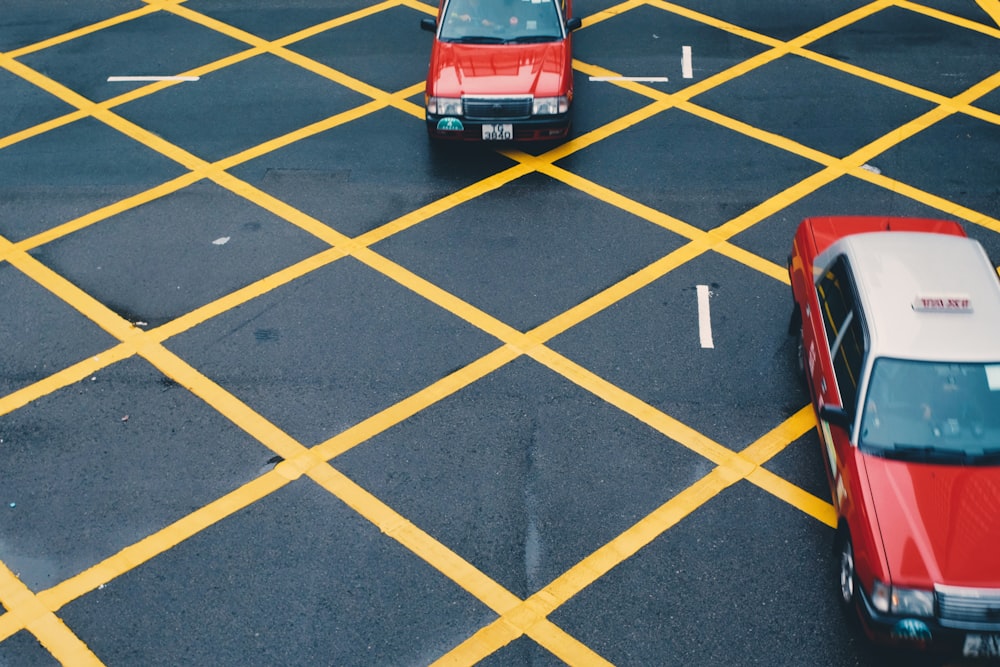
left=1, top=0, right=999, bottom=663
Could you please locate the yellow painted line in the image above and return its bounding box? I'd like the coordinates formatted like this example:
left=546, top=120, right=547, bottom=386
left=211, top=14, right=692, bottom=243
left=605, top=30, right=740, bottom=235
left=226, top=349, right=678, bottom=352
left=529, top=345, right=742, bottom=467
left=3, top=5, right=159, bottom=58
left=740, top=405, right=815, bottom=464
left=436, top=469, right=735, bottom=664
left=307, top=464, right=524, bottom=614
left=650, top=0, right=785, bottom=48
left=0, top=48, right=266, bottom=153
left=0, top=110, right=87, bottom=152
left=896, top=0, right=1000, bottom=35
left=0, top=247, right=347, bottom=421
left=350, top=245, right=530, bottom=346
left=210, top=99, right=388, bottom=170
left=569, top=0, right=648, bottom=29
left=523, top=618, right=615, bottom=667
left=13, top=173, right=204, bottom=252
left=137, top=345, right=309, bottom=462
left=163, top=1, right=398, bottom=103
left=436, top=407, right=836, bottom=663
left=0, top=345, right=134, bottom=419
left=681, top=100, right=834, bottom=166
left=38, top=471, right=292, bottom=612
left=152, top=247, right=349, bottom=339
left=272, top=0, right=412, bottom=47
left=535, top=160, right=705, bottom=240
left=0, top=609, right=20, bottom=642
left=529, top=237, right=715, bottom=343
left=356, top=163, right=532, bottom=246
left=974, top=0, right=1000, bottom=28
left=855, top=170, right=1000, bottom=235
left=738, top=407, right=838, bottom=527
left=100, top=47, right=268, bottom=108
left=312, top=346, right=518, bottom=461
left=3, top=247, right=144, bottom=344
left=0, top=562, right=103, bottom=666
left=0, top=56, right=211, bottom=172
left=716, top=243, right=790, bottom=284
left=704, top=68, right=1000, bottom=244
left=747, top=467, right=837, bottom=528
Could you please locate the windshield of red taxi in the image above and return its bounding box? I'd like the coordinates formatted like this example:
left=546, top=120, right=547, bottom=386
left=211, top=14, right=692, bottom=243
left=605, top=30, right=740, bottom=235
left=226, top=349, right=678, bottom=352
left=860, top=358, right=1000, bottom=461
left=439, top=0, right=563, bottom=41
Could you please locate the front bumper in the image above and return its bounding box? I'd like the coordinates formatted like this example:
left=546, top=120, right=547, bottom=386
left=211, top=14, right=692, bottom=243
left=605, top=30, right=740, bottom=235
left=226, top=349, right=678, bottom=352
left=855, top=585, right=1000, bottom=659
left=425, top=112, right=571, bottom=142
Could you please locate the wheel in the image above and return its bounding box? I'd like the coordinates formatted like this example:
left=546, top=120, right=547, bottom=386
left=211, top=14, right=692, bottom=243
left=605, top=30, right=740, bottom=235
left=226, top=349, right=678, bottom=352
left=837, top=531, right=856, bottom=610
left=796, top=328, right=805, bottom=377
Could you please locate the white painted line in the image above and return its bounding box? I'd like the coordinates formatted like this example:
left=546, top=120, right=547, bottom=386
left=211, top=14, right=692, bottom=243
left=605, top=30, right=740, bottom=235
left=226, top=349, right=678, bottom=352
left=589, top=76, right=669, bottom=82
left=107, top=75, right=200, bottom=82
left=681, top=46, right=693, bottom=79
left=696, top=284, right=714, bottom=349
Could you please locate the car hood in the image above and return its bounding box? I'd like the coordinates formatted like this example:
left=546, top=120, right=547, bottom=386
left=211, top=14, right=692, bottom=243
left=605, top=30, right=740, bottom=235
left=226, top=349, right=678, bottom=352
left=864, top=454, right=1000, bottom=587
left=428, top=41, right=569, bottom=98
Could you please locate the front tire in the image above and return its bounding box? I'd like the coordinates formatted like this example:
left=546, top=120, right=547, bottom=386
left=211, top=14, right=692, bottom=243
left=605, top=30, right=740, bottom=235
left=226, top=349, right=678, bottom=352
left=837, top=531, right=857, bottom=611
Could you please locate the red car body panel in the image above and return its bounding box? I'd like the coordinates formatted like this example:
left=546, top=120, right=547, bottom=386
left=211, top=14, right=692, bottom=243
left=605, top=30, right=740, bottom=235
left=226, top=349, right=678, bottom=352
left=427, top=41, right=570, bottom=99
left=789, top=215, right=1000, bottom=655
left=863, top=456, right=1000, bottom=588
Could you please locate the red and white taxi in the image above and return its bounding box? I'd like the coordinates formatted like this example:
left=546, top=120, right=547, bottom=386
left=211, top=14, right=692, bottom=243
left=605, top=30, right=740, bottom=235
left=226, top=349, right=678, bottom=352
left=788, top=216, right=1000, bottom=658
left=420, top=0, right=581, bottom=142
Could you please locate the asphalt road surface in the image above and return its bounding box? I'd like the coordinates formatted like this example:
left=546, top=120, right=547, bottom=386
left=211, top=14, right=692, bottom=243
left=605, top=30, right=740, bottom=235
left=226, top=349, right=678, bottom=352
left=2, top=1, right=1000, bottom=665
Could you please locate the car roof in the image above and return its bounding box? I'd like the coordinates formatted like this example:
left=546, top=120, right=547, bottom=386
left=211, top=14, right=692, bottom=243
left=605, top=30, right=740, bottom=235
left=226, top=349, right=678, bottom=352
left=817, top=231, right=1000, bottom=363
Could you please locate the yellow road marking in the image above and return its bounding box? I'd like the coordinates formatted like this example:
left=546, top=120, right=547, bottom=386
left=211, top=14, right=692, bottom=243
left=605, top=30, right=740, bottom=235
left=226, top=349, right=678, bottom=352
left=0, top=562, right=104, bottom=665
left=3, top=5, right=161, bottom=58
left=36, top=472, right=292, bottom=613
left=897, top=0, right=1000, bottom=34
left=974, top=0, right=1000, bottom=28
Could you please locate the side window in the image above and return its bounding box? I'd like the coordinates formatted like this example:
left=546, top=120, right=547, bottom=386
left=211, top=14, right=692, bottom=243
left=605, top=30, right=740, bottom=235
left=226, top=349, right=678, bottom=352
left=816, top=255, right=866, bottom=412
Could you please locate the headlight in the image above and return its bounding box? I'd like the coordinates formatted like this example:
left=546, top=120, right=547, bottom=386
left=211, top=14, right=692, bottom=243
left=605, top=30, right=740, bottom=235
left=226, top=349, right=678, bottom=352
left=871, top=580, right=934, bottom=617
left=892, top=587, right=935, bottom=617
left=427, top=97, right=462, bottom=116
left=532, top=96, right=569, bottom=115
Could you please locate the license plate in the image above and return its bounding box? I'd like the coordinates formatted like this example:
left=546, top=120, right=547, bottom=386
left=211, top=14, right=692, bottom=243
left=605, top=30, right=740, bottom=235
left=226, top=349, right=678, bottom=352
left=481, top=123, right=513, bottom=141
left=963, top=633, right=1000, bottom=658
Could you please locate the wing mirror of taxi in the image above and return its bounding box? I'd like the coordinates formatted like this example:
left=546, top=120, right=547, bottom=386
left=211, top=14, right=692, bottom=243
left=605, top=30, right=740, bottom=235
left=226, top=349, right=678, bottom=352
left=819, top=405, right=852, bottom=428
left=421, top=17, right=437, bottom=32
left=566, top=17, right=582, bottom=31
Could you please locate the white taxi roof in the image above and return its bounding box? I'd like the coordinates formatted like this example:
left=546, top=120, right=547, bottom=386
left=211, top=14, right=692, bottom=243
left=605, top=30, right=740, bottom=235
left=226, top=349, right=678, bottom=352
left=815, top=231, right=1000, bottom=363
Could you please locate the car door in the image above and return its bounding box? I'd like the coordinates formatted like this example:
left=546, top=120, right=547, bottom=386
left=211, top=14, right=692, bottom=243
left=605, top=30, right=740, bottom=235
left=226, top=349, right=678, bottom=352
left=810, top=254, right=867, bottom=503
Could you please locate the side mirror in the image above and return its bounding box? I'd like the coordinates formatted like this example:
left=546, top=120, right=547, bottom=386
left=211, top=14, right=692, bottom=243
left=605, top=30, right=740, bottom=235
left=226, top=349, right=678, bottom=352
left=421, top=17, right=437, bottom=32
left=819, top=405, right=852, bottom=429
left=566, top=17, right=582, bottom=31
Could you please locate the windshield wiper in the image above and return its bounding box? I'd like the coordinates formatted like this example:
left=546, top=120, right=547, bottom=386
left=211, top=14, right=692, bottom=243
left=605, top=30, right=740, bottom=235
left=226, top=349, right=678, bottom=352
left=507, top=35, right=561, bottom=43
left=966, top=446, right=1000, bottom=463
left=447, top=35, right=507, bottom=44
left=885, top=443, right=969, bottom=463
left=882, top=443, right=1000, bottom=464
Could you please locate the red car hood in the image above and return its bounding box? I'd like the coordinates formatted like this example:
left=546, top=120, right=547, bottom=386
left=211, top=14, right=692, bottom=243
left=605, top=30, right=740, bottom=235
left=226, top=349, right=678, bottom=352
left=864, top=454, right=1000, bottom=588
left=428, top=41, right=569, bottom=98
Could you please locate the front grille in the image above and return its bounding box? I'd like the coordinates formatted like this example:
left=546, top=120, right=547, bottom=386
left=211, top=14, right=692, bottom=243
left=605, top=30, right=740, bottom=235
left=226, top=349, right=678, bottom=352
left=937, top=585, right=1000, bottom=629
left=463, top=96, right=532, bottom=120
